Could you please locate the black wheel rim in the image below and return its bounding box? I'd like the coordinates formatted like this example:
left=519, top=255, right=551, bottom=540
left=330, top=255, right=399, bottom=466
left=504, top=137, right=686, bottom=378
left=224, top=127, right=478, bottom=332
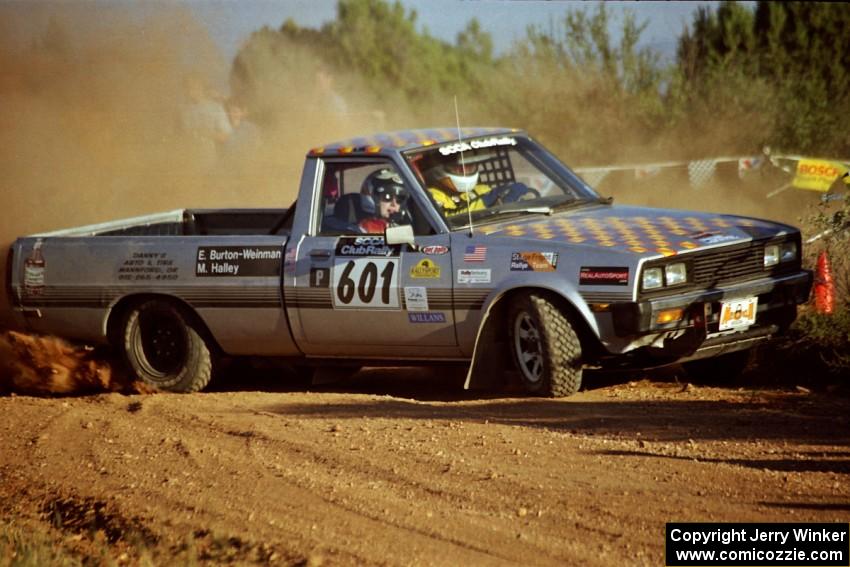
left=514, top=311, right=544, bottom=384
left=136, top=307, right=188, bottom=377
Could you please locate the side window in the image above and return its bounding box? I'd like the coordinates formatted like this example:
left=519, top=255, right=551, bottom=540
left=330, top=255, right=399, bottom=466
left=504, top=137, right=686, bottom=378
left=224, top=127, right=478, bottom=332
left=317, top=160, right=433, bottom=236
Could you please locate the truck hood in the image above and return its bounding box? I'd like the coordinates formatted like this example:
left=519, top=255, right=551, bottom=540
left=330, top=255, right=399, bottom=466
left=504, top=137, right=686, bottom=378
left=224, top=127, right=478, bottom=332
left=476, top=204, right=797, bottom=259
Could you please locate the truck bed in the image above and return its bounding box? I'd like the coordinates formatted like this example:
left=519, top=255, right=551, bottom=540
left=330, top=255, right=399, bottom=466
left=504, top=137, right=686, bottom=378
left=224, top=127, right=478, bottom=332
left=32, top=208, right=292, bottom=238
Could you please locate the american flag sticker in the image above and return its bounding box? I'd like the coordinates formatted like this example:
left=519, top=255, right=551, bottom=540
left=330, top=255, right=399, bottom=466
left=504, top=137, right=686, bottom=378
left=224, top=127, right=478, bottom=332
left=464, top=245, right=487, bottom=262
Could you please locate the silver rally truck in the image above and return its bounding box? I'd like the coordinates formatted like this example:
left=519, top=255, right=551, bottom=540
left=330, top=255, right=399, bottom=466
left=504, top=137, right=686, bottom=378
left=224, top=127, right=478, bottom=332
left=7, top=128, right=813, bottom=395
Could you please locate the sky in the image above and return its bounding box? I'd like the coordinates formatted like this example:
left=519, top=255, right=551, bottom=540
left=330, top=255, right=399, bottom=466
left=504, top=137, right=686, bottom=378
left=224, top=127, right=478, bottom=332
left=189, top=0, right=726, bottom=63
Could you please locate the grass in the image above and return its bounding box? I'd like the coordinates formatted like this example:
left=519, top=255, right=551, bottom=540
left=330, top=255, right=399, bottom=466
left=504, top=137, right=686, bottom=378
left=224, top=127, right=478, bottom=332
left=0, top=519, right=82, bottom=567
left=0, top=515, right=301, bottom=567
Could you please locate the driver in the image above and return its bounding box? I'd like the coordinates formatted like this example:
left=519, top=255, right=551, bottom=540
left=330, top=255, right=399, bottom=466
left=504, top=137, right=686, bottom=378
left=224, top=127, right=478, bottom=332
left=358, top=168, right=410, bottom=233
left=424, top=152, right=494, bottom=217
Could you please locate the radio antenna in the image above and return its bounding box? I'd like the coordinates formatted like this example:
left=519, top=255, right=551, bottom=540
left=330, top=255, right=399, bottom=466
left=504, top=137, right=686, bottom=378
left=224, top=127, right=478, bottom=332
left=454, top=95, right=474, bottom=237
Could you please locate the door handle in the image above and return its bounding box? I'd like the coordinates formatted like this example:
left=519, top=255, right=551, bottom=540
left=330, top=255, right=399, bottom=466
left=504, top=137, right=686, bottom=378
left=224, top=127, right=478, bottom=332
left=309, top=249, right=332, bottom=259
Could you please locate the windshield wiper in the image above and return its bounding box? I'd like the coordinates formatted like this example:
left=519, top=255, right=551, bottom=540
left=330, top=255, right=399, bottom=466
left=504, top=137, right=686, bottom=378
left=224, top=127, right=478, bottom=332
left=451, top=197, right=611, bottom=230
left=551, top=196, right=611, bottom=212
left=471, top=205, right=553, bottom=221
left=451, top=205, right=552, bottom=230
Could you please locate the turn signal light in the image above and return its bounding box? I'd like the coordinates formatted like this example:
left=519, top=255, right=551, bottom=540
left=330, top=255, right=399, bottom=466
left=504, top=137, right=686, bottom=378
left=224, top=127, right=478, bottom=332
left=656, top=308, right=684, bottom=325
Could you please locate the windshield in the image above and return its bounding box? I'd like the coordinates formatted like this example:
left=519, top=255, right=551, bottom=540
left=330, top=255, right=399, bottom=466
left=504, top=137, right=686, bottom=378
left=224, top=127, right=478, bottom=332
left=403, top=134, right=603, bottom=229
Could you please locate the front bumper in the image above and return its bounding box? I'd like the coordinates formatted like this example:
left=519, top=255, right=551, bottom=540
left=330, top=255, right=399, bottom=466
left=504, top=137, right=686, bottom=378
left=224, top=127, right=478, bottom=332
left=610, top=270, right=812, bottom=337
left=593, top=270, right=811, bottom=365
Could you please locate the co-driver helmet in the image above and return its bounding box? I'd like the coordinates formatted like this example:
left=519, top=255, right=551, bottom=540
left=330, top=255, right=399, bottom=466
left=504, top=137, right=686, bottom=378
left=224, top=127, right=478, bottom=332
left=360, top=168, right=408, bottom=216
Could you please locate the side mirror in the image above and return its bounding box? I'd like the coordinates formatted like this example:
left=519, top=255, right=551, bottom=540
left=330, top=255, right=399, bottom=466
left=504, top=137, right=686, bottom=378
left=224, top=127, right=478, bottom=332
left=385, top=224, right=415, bottom=246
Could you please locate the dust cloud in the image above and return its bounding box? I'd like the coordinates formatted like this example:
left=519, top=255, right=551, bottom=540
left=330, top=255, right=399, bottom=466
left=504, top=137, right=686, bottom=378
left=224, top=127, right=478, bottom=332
left=0, top=3, right=420, bottom=394
left=0, top=331, right=146, bottom=395
left=0, top=3, right=432, bottom=250
left=0, top=3, right=292, bottom=391
left=1, top=5, right=224, bottom=240
left=596, top=119, right=823, bottom=230
left=0, top=1, right=252, bottom=317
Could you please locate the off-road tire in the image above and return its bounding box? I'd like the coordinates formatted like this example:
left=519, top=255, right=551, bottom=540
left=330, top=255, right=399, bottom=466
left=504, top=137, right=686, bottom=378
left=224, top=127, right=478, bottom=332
left=682, top=350, right=751, bottom=384
left=508, top=292, right=583, bottom=397
left=122, top=299, right=213, bottom=393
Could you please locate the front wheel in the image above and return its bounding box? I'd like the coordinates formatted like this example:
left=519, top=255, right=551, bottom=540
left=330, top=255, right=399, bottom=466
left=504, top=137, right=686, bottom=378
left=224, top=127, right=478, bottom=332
left=507, top=292, right=583, bottom=397
left=122, top=299, right=214, bottom=392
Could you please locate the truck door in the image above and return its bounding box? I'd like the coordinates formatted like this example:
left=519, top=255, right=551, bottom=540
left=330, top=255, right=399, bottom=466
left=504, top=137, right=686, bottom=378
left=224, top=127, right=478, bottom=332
left=291, top=159, right=460, bottom=358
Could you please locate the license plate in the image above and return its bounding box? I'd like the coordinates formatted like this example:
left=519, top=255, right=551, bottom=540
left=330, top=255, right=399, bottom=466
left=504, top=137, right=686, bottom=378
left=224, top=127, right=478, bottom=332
left=719, top=297, right=758, bottom=331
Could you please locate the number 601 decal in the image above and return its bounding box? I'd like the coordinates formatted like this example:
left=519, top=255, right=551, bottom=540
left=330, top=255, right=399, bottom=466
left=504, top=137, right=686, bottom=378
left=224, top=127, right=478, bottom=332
left=332, top=258, right=400, bottom=309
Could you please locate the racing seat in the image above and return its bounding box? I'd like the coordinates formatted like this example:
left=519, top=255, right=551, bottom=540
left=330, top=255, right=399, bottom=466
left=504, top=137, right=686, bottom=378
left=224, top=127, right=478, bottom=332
left=322, top=193, right=366, bottom=233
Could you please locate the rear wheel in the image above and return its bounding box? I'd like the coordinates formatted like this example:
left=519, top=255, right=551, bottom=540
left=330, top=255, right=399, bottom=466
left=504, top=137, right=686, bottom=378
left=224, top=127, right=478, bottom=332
left=122, top=299, right=214, bottom=392
left=507, top=292, right=583, bottom=397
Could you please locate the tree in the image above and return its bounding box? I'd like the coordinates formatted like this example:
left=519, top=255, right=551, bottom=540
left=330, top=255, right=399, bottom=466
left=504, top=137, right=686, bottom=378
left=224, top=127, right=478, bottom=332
left=673, top=1, right=850, bottom=155
left=497, top=3, right=665, bottom=161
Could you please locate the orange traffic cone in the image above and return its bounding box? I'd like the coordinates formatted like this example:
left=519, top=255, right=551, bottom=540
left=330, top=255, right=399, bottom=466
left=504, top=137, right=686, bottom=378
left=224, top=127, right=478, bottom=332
left=814, top=250, right=835, bottom=315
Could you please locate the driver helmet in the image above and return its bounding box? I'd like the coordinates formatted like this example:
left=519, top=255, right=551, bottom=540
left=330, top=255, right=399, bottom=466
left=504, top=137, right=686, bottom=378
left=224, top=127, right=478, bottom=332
left=427, top=152, right=485, bottom=194
left=360, top=168, right=408, bottom=216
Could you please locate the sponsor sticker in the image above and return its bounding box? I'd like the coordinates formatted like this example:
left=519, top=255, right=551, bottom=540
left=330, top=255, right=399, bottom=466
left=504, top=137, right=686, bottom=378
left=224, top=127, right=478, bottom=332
left=404, top=286, right=429, bottom=311
left=196, top=246, right=281, bottom=277
left=438, top=137, right=517, bottom=156
left=457, top=268, right=491, bottom=284
left=510, top=251, right=558, bottom=272
left=409, top=259, right=441, bottom=279
left=23, top=238, right=45, bottom=295
left=119, top=251, right=180, bottom=282
left=421, top=245, right=449, bottom=256
left=579, top=266, right=629, bottom=286
left=692, top=232, right=739, bottom=245
left=335, top=236, right=400, bottom=257
left=408, top=312, right=447, bottom=323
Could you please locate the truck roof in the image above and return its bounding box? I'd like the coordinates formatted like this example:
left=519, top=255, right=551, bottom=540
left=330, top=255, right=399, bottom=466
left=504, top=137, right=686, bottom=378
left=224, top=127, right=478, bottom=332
left=308, top=127, right=522, bottom=157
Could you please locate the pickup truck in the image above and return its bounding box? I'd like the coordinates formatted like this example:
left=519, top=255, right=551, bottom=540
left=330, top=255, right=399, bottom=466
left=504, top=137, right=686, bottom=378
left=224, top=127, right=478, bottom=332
left=6, top=127, right=813, bottom=396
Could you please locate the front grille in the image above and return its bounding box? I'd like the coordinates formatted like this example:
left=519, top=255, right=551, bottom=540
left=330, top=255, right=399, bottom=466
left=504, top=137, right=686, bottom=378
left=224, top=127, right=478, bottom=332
left=639, top=237, right=801, bottom=299
left=691, top=243, right=764, bottom=287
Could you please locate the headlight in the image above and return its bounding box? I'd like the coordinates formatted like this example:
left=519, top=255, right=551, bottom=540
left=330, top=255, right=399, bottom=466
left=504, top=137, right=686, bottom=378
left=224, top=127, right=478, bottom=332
left=764, top=244, right=779, bottom=267
left=642, top=267, right=663, bottom=290
left=780, top=241, right=797, bottom=262
left=665, top=262, right=687, bottom=286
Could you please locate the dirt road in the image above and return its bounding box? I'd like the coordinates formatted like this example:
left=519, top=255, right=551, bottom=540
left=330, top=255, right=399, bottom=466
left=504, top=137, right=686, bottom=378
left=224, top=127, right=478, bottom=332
left=1, top=367, right=848, bottom=566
